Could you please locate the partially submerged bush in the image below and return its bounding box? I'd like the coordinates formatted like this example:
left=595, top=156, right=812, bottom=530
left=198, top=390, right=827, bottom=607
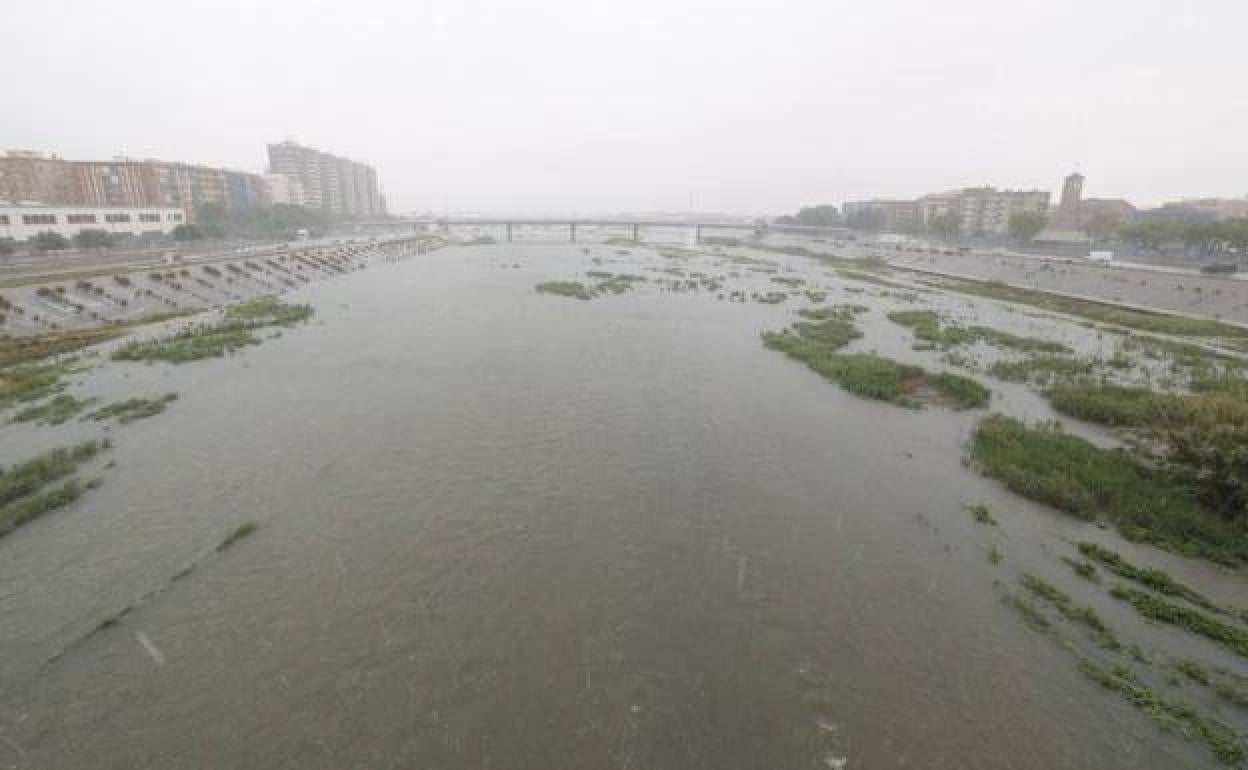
left=888, top=309, right=1071, bottom=354
left=218, top=521, right=258, bottom=551
left=988, top=355, right=1095, bottom=385
left=0, top=441, right=107, bottom=538
left=1047, top=382, right=1248, bottom=525
left=86, top=393, right=178, bottom=424
left=112, top=297, right=312, bottom=364
left=969, top=415, right=1248, bottom=564
left=11, top=393, right=94, bottom=425
left=535, top=282, right=594, bottom=300
left=762, top=318, right=989, bottom=409
left=1167, top=424, right=1248, bottom=525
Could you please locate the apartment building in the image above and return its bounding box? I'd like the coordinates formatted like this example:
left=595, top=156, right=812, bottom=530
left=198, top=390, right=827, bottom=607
left=0, top=150, right=268, bottom=221
left=0, top=151, right=79, bottom=204
left=916, top=188, right=1049, bottom=235
left=265, top=140, right=382, bottom=218
left=842, top=187, right=1048, bottom=237
left=841, top=199, right=921, bottom=231
left=264, top=173, right=306, bottom=206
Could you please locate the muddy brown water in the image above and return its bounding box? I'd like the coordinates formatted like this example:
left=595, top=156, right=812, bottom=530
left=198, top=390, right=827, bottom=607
left=0, top=243, right=1243, bottom=769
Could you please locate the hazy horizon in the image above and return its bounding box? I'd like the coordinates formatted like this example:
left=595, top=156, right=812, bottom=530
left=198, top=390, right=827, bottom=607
left=4, top=0, right=1246, bottom=215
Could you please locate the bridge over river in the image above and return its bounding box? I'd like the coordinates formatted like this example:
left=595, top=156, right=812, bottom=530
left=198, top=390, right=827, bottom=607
left=352, top=218, right=850, bottom=243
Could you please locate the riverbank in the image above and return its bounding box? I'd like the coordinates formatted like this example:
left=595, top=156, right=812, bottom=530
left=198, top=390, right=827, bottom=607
left=886, top=247, right=1248, bottom=326
left=0, top=235, right=437, bottom=336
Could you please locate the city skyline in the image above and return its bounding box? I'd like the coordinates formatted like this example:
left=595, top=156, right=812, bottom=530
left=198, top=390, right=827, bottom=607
left=5, top=143, right=1243, bottom=225
left=4, top=0, right=1246, bottom=214
left=0, top=140, right=384, bottom=221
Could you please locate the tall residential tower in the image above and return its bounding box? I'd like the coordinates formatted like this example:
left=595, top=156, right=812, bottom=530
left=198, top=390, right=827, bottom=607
left=265, top=140, right=382, bottom=218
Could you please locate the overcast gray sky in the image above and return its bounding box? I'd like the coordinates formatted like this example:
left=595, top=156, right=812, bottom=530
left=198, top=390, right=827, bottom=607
left=4, top=0, right=1245, bottom=215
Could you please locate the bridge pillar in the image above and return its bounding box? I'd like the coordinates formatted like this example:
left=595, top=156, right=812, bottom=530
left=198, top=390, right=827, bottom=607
left=570, top=223, right=576, bottom=243
left=505, top=223, right=513, bottom=242
left=631, top=223, right=639, bottom=242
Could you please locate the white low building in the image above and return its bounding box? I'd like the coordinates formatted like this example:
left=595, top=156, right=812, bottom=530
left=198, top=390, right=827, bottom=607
left=0, top=204, right=186, bottom=242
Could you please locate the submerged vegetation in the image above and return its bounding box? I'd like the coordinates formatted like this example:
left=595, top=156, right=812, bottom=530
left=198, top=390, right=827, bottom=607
left=1077, top=658, right=1244, bottom=765
left=1020, top=573, right=1121, bottom=651
left=764, top=316, right=862, bottom=352
left=887, top=309, right=1071, bottom=354
left=594, top=273, right=647, bottom=294
left=85, top=393, right=178, bottom=424
left=0, top=326, right=127, bottom=369
left=0, top=440, right=108, bottom=538
left=799, top=304, right=868, bottom=321
left=1110, top=584, right=1248, bottom=659
left=218, top=521, right=258, bottom=551
left=1001, top=566, right=1246, bottom=765
left=0, top=360, right=79, bottom=409
left=112, top=322, right=258, bottom=363
left=987, top=355, right=1096, bottom=385
left=1001, top=565, right=1248, bottom=766
left=967, top=503, right=997, bottom=526
left=752, top=291, right=788, bottom=304
left=536, top=281, right=594, bottom=300
left=1076, top=542, right=1225, bottom=614
left=12, top=393, right=95, bottom=425
left=969, top=415, right=1248, bottom=564
left=220, top=295, right=314, bottom=325
left=536, top=273, right=648, bottom=301
left=761, top=316, right=989, bottom=409
left=112, top=296, right=313, bottom=364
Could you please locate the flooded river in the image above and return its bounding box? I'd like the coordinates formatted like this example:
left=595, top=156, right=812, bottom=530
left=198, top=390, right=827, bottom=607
left=1, top=242, right=1244, bottom=768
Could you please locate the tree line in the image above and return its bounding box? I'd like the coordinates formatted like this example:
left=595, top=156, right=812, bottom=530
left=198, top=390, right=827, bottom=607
left=1116, top=219, right=1248, bottom=257
left=774, top=202, right=1248, bottom=257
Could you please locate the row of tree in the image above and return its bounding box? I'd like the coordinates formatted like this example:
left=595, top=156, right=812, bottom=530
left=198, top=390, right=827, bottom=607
left=5, top=229, right=117, bottom=254
left=774, top=205, right=843, bottom=227
left=1116, top=218, right=1248, bottom=257
left=775, top=201, right=1248, bottom=256
left=193, top=202, right=335, bottom=241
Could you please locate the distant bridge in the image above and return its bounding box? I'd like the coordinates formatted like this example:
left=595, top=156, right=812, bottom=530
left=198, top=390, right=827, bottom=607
left=345, top=218, right=850, bottom=243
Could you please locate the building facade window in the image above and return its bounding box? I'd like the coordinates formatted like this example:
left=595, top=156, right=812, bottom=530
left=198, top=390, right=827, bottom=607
left=139, top=213, right=161, bottom=223
left=170, top=213, right=183, bottom=222
left=67, top=214, right=98, bottom=224
left=22, top=214, right=57, bottom=225
left=105, top=213, right=131, bottom=223
left=0, top=215, right=9, bottom=225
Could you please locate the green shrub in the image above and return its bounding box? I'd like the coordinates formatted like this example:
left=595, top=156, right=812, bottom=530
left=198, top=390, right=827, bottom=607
left=1168, top=424, right=1248, bottom=525
left=0, top=441, right=105, bottom=537
left=989, top=355, right=1095, bottom=384
left=970, top=415, right=1248, bottom=564
left=888, top=309, right=1071, bottom=353
left=763, top=317, right=988, bottom=409
left=86, top=393, right=178, bottom=424
left=11, top=393, right=94, bottom=425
